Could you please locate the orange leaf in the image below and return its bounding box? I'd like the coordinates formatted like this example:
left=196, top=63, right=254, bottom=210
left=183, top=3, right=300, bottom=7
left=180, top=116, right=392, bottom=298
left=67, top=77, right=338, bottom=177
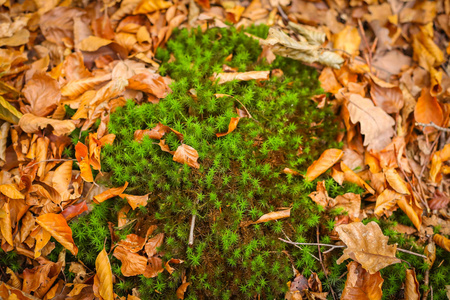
left=374, top=189, right=401, bottom=217
left=113, top=246, right=147, bottom=277
left=0, top=184, right=24, bottom=199
left=414, top=88, right=444, bottom=134
left=61, top=201, right=88, bottom=221
left=341, top=162, right=375, bottom=194
left=404, top=269, right=420, bottom=300
left=332, top=193, right=362, bottom=221
left=433, top=234, right=450, bottom=252
left=384, top=168, right=410, bottom=195
left=134, top=0, right=172, bottom=14
left=333, top=26, right=361, bottom=56
left=397, top=195, right=422, bottom=230
left=309, top=181, right=331, bottom=208
left=165, top=258, right=184, bottom=274
left=143, top=256, right=164, bottom=278
left=52, top=161, right=72, bottom=199
left=369, top=80, right=404, bottom=114
left=336, top=221, right=401, bottom=274
left=117, top=234, right=147, bottom=253
left=0, top=202, right=12, bottom=246
left=249, top=209, right=290, bottom=225
left=134, top=122, right=183, bottom=142
left=75, top=142, right=93, bottom=183
left=216, top=117, right=240, bottom=137
left=341, top=262, right=383, bottom=300
left=36, top=213, right=78, bottom=255
left=145, top=233, right=164, bottom=257
left=176, top=282, right=190, bottom=300
left=22, top=72, right=61, bottom=117
left=34, top=227, right=52, bottom=259
left=119, top=193, right=149, bottom=210
left=94, top=182, right=128, bottom=204
left=429, top=151, right=442, bottom=183
left=318, top=67, right=342, bottom=94
left=331, top=165, right=344, bottom=185
left=173, top=144, right=200, bottom=169
left=128, top=73, right=170, bottom=99
left=18, top=113, right=76, bottom=136
left=306, top=149, right=343, bottom=181
left=95, top=248, right=114, bottom=300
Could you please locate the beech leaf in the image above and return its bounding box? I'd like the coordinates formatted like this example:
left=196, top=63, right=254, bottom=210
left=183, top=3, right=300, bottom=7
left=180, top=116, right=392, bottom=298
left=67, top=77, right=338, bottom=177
left=306, top=149, right=343, bottom=181
left=19, top=113, right=76, bottom=136
left=384, top=168, right=410, bottom=195
left=36, top=213, right=78, bottom=255
left=119, top=193, right=149, bottom=210
left=347, top=94, right=395, bottom=151
left=94, top=182, right=129, bottom=204
left=95, top=248, right=114, bottom=300
left=0, top=96, right=22, bottom=124
left=113, top=246, right=147, bottom=277
left=173, top=144, right=200, bottom=169
left=397, top=195, right=422, bottom=230
left=414, top=88, right=444, bottom=134
left=404, top=269, right=420, bottom=300
left=433, top=234, right=450, bottom=252
left=145, top=233, right=164, bottom=257
left=336, top=221, right=401, bottom=274
left=341, top=262, right=383, bottom=300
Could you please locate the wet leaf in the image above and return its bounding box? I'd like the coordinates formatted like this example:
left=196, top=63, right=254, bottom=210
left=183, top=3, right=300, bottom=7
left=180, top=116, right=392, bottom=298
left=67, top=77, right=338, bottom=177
left=306, top=149, right=343, bottom=181
left=173, top=144, right=200, bottom=169
left=341, top=261, right=383, bottom=300
left=36, top=213, right=78, bottom=255
left=95, top=248, right=114, bottom=300
left=347, top=94, right=395, bottom=151
left=19, top=113, right=76, bottom=136
left=113, top=246, right=147, bottom=277
left=94, top=182, right=128, bottom=204
left=216, top=117, right=240, bottom=137
left=211, top=71, right=270, bottom=85
left=404, top=269, right=420, bottom=300
left=336, top=221, right=401, bottom=273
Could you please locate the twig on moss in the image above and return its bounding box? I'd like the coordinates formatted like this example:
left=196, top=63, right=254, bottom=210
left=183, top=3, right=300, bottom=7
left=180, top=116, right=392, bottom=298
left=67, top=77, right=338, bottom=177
left=279, top=238, right=427, bottom=259
left=416, top=122, right=450, bottom=133
left=188, top=214, right=196, bottom=247
left=316, top=226, right=337, bottom=300
left=279, top=229, right=319, bottom=261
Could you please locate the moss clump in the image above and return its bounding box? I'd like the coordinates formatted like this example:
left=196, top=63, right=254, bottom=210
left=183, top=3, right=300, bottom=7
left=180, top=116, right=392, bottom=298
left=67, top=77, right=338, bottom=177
left=102, top=25, right=344, bottom=299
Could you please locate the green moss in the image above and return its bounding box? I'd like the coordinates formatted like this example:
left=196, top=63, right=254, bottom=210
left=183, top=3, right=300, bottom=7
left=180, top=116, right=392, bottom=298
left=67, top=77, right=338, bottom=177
left=100, top=25, right=344, bottom=298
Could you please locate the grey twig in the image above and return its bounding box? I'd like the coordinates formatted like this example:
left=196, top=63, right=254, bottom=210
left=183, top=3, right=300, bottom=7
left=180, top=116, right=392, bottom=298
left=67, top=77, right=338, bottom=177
left=416, top=122, right=450, bottom=133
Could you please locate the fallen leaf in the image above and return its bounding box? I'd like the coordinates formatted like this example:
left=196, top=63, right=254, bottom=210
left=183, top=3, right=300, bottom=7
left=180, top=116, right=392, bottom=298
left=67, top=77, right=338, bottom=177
left=165, top=258, right=184, bottom=274
left=211, top=71, right=270, bottom=85
left=134, top=122, right=183, bottom=142
left=75, top=142, right=93, bottom=183
left=414, top=88, right=444, bottom=134
left=36, top=213, right=78, bottom=255
left=404, top=269, right=420, bottom=300
left=306, top=149, right=343, bottom=181
left=247, top=209, right=291, bottom=226
left=94, top=182, right=128, bottom=204
left=22, top=73, right=61, bottom=117
left=95, top=248, right=114, bottom=300
left=173, top=144, right=200, bottom=169
left=319, top=67, right=342, bottom=94
left=145, top=233, right=164, bottom=257
left=433, top=234, right=450, bottom=252
left=0, top=96, right=22, bottom=124
left=309, top=180, right=331, bottom=208
left=0, top=184, right=24, bottom=199
left=374, top=189, right=401, bottom=217
left=134, top=0, right=172, bottom=14
left=341, top=162, right=375, bottom=194
left=128, top=73, right=170, bottom=99
left=119, top=193, right=149, bottom=210
left=384, top=168, right=410, bottom=195
left=369, top=80, right=404, bottom=114
left=216, top=117, right=240, bottom=137
left=341, top=261, right=383, bottom=300
left=0, top=202, right=12, bottom=245
left=336, top=221, right=401, bottom=273
left=283, top=168, right=301, bottom=176
left=347, top=94, right=395, bottom=151
left=19, top=113, right=76, bottom=136
left=333, top=26, right=361, bottom=56
left=428, top=191, right=449, bottom=210
left=113, top=246, right=147, bottom=277
left=176, top=282, right=190, bottom=300
left=61, top=201, right=88, bottom=221
left=397, top=195, right=422, bottom=230
left=118, top=234, right=147, bottom=253
left=143, top=256, right=164, bottom=278
left=52, top=161, right=72, bottom=198
left=333, top=193, right=362, bottom=221
left=34, top=227, right=52, bottom=259
left=424, top=242, right=436, bottom=268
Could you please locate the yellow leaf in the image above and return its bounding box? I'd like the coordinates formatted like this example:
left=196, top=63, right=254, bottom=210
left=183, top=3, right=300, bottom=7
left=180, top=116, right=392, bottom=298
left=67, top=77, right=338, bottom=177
left=36, top=213, right=78, bottom=255
left=134, top=0, right=172, bottom=14
left=384, top=168, right=410, bottom=195
left=433, top=234, right=450, bottom=252
left=95, top=248, right=114, bottom=300
left=0, top=184, right=24, bottom=199
left=333, top=26, right=361, bottom=56
left=306, top=149, right=343, bottom=181
left=0, top=96, right=22, bottom=124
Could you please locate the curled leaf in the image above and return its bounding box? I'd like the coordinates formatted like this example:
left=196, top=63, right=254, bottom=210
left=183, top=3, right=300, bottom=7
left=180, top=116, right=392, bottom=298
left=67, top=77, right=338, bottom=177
left=94, top=182, right=128, bottom=204
left=113, top=246, right=147, bottom=277
left=211, top=71, right=270, bottom=85
left=404, top=269, right=420, bottom=300
left=341, top=261, right=383, bottom=300
left=216, top=117, right=240, bottom=137
left=36, top=213, right=78, bottom=255
left=306, top=149, right=343, bottom=181
left=173, top=144, right=200, bottom=169
left=433, top=234, right=450, bottom=252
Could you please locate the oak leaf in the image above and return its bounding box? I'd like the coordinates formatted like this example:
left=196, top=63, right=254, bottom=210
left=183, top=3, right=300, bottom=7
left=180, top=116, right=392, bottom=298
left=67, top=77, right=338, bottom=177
left=173, top=144, right=200, bottom=169
left=95, top=248, right=114, bottom=300
left=306, top=149, right=343, bottom=181
left=36, top=213, right=78, bottom=255
left=347, top=94, right=395, bottom=150
left=341, top=262, right=383, bottom=300
left=336, top=221, right=401, bottom=274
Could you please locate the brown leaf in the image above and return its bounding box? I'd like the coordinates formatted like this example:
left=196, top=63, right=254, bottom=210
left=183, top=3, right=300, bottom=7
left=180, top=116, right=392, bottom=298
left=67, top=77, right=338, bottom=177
left=113, top=246, right=147, bottom=277
left=332, top=193, right=362, bottom=221
left=397, top=195, right=422, bottom=231
left=22, top=261, right=63, bottom=298
left=319, top=67, right=342, bottom=94
left=176, top=282, right=190, bottom=300
left=94, top=182, right=128, bottom=204
left=331, top=166, right=344, bottom=185
left=22, top=73, right=61, bottom=117
left=134, top=122, right=183, bottom=142
left=248, top=209, right=291, bottom=226
left=433, top=234, right=450, bottom=252
left=347, top=94, right=395, bottom=151
left=34, top=227, right=52, bottom=259
left=143, top=256, right=164, bottom=278
left=414, top=88, right=444, bottom=134
left=0, top=202, right=12, bottom=246
left=333, top=26, right=361, bottom=56
left=165, top=258, right=184, bottom=274
left=336, top=221, right=401, bottom=273
left=424, top=242, right=436, bottom=268
left=61, top=201, right=88, bottom=221
left=384, top=168, right=410, bottom=195
left=61, top=74, right=111, bottom=99
left=374, top=189, right=401, bottom=217
left=341, top=262, right=383, bottom=300
left=306, top=149, right=343, bottom=181
left=145, top=233, right=164, bottom=257
left=36, top=213, right=78, bottom=255
left=309, top=181, right=331, bottom=208
left=211, top=71, right=270, bottom=85
left=117, top=234, right=146, bottom=253
left=404, top=269, right=420, bottom=300
left=428, top=191, right=449, bottom=210
left=119, top=193, right=149, bottom=210
left=341, top=162, right=375, bottom=194
left=128, top=73, right=170, bottom=99
left=19, top=113, right=76, bottom=136
left=173, top=144, right=200, bottom=169
left=95, top=248, right=114, bottom=300
left=369, top=80, right=404, bottom=114
left=52, top=161, right=72, bottom=199
left=216, top=117, right=240, bottom=137
left=283, top=168, right=301, bottom=176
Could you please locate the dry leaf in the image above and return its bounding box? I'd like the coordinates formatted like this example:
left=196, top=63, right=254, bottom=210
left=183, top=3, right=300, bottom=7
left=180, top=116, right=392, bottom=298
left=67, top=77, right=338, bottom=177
left=134, top=0, right=172, bottom=14
left=336, top=221, right=401, bottom=274
left=19, top=113, right=76, bottom=136
left=341, top=261, right=383, bottom=300
left=404, top=269, right=420, bottom=300
left=134, top=122, right=183, bottom=142
left=245, top=209, right=291, bottom=227
left=0, top=202, right=12, bottom=246
left=309, top=181, right=331, bottom=208
left=75, top=142, right=93, bottom=183
left=143, top=256, right=164, bottom=278
left=414, top=88, right=444, bottom=134
left=0, top=96, right=23, bottom=124
left=176, top=282, right=190, bottom=300
left=95, top=248, right=114, bottom=300
left=145, top=233, right=164, bottom=257
left=428, top=191, right=449, bottom=210
left=94, top=182, right=128, bottom=204
left=165, top=258, right=184, bottom=274
left=0, top=184, right=24, bottom=199
left=347, top=94, right=395, bottom=151
left=369, top=80, right=404, bottom=114
left=36, top=213, right=78, bottom=255
left=384, top=168, right=410, bottom=195
left=433, top=234, right=450, bottom=252
left=128, top=73, right=170, bottom=99
left=306, top=149, right=343, bottom=181
left=117, top=234, right=146, bottom=253
left=216, top=117, right=240, bottom=137
left=113, top=246, right=147, bottom=277
left=61, top=201, right=88, bottom=221
left=119, top=193, right=149, bottom=210
left=397, top=195, right=422, bottom=230
left=333, top=26, right=361, bottom=56
left=374, top=189, right=401, bottom=217
left=211, top=71, right=270, bottom=85
left=333, top=193, right=362, bottom=221
left=341, top=162, right=375, bottom=194
left=173, top=144, right=200, bottom=169
left=22, top=73, right=61, bottom=117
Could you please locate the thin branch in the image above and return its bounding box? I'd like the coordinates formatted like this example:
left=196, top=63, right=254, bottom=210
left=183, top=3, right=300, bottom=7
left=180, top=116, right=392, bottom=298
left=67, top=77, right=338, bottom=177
left=279, top=229, right=320, bottom=261
left=279, top=238, right=427, bottom=259
left=415, top=122, right=450, bottom=133
left=188, top=214, right=196, bottom=247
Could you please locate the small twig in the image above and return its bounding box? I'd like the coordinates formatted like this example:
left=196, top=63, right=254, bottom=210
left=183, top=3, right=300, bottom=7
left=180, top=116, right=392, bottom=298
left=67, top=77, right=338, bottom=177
left=316, top=226, right=337, bottom=300
left=279, top=229, right=320, bottom=261
left=279, top=238, right=427, bottom=259
left=415, top=122, right=450, bottom=133
left=188, top=199, right=200, bottom=247
left=28, top=158, right=76, bottom=168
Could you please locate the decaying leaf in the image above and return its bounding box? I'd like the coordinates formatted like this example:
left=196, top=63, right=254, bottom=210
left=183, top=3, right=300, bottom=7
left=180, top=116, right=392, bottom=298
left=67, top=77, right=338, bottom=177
left=173, top=144, right=200, bottom=169
left=211, top=71, right=270, bottom=85
left=347, top=94, right=395, bottom=151
left=404, top=269, right=420, bottom=300
left=306, top=149, right=343, bottom=181
left=145, top=233, right=164, bottom=257
left=36, top=213, right=78, bottom=255
left=176, top=282, right=190, bottom=300
left=113, top=246, right=147, bottom=277
left=341, top=261, right=383, bottom=300
left=336, top=221, right=401, bottom=273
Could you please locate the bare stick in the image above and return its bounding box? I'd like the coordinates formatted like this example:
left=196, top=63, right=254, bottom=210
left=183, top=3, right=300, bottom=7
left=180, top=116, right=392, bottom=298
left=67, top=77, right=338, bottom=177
left=416, top=122, right=450, bottom=133
left=279, top=238, right=427, bottom=259
left=279, top=227, right=320, bottom=261
left=188, top=213, right=196, bottom=247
